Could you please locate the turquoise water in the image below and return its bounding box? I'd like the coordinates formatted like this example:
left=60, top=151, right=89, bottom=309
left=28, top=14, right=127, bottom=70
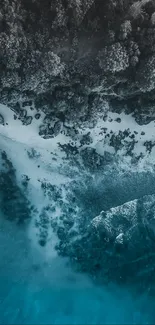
left=1, top=280, right=154, bottom=324
left=0, top=218, right=155, bottom=324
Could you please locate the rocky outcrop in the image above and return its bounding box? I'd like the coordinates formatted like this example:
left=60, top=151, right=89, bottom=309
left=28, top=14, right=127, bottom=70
left=57, top=194, right=155, bottom=291
left=0, top=0, right=155, bottom=129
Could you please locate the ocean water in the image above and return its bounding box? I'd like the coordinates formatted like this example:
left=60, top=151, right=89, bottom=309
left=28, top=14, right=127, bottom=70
left=0, top=215, right=155, bottom=325
left=0, top=119, right=155, bottom=325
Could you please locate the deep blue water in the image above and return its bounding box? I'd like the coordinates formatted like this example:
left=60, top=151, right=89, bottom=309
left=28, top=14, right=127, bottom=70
left=0, top=215, right=155, bottom=324
left=1, top=280, right=155, bottom=324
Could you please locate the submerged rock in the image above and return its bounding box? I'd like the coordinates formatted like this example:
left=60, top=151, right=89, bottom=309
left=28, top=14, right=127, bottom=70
left=56, top=194, right=155, bottom=290
left=0, top=151, right=33, bottom=225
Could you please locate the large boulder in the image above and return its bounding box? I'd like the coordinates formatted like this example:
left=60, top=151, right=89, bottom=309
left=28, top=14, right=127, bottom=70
left=57, top=194, right=155, bottom=290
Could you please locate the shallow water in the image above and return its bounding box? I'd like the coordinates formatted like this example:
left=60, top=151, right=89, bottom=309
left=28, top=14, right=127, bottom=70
left=0, top=217, right=155, bottom=325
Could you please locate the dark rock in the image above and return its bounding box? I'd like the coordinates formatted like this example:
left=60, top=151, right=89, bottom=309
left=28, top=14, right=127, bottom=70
left=80, top=147, right=105, bottom=172
left=115, top=117, right=121, bottom=123
left=0, top=0, right=154, bottom=128
left=39, top=124, right=47, bottom=137
left=24, top=116, right=33, bottom=125
left=19, top=109, right=27, bottom=119
left=56, top=194, right=155, bottom=289
left=21, top=174, right=30, bottom=188
left=0, top=114, right=4, bottom=125
left=39, top=239, right=46, bottom=247
left=35, top=113, right=41, bottom=120
left=27, top=148, right=40, bottom=159
left=80, top=133, right=93, bottom=145
left=129, top=134, right=135, bottom=139
left=144, top=140, right=155, bottom=153
left=58, top=143, right=79, bottom=158
left=53, top=121, right=62, bottom=136
left=109, top=131, right=126, bottom=152
left=22, top=100, right=32, bottom=107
